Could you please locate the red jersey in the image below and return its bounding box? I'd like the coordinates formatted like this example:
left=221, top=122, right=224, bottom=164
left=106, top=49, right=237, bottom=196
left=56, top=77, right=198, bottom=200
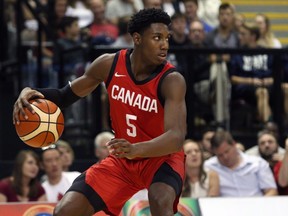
left=86, top=49, right=185, bottom=215
left=105, top=49, right=176, bottom=144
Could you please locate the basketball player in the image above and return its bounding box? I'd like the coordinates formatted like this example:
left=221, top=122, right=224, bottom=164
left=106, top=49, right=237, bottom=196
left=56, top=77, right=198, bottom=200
left=13, top=9, right=187, bottom=216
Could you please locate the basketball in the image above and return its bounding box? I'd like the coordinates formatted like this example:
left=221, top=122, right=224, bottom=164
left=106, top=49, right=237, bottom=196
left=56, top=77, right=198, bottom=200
left=15, top=99, right=64, bottom=148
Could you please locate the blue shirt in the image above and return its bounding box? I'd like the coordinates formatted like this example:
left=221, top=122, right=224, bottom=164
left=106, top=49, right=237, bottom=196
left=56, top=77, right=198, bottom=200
left=204, top=151, right=277, bottom=197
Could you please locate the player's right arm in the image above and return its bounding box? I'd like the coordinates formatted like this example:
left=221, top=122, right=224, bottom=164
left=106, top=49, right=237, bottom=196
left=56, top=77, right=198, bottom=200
left=13, top=53, right=115, bottom=124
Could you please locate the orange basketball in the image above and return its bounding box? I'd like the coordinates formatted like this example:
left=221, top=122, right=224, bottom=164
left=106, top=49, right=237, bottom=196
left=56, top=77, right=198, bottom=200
left=15, top=99, right=64, bottom=148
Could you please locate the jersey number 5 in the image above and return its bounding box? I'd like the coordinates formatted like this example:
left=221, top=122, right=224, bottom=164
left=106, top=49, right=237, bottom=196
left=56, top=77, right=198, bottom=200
left=126, top=114, right=137, bottom=137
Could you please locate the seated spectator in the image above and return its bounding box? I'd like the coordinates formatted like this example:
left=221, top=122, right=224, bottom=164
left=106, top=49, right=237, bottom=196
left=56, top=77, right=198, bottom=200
left=94, top=131, right=114, bottom=162
left=84, top=0, right=118, bottom=45
left=199, top=127, right=215, bottom=160
left=234, top=12, right=245, bottom=33
left=162, top=0, right=185, bottom=17
left=246, top=130, right=286, bottom=195
left=204, top=3, right=237, bottom=125
left=276, top=138, right=288, bottom=194
left=168, top=13, right=190, bottom=73
left=187, top=20, right=215, bottom=124
left=65, top=0, right=94, bottom=28
left=105, top=0, right=143, bottom=25
left=183, top=0, right=213, bottom=34
left=56, top=139, right=75, bottom=171
left=197, top=0, right=221, bottom=28
left=205, top=130, right=278, bottom=196
left=229, top=22, right=274, bottom=123
left=255, top=13, right=282, bottom=48
left=245, top=130, right=285, bottom=168
left=205, top=2, right=238, bottom=49
left=40, top=145, right=81, bottom=202
left=182, top=139, right=219, bottom=198
left=143, top=0, right=162, bottom=9
left=111, top=17, right=133, bottom=48
left=53, top=16, right=86, bottom=83
left=0, top=150, right=46, bottom=202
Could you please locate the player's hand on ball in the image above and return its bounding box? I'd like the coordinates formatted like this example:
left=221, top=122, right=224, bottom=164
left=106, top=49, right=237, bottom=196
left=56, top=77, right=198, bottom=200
left=107, top=139, right=137, bottom=159
left=13, top=87, right=44, bottom=124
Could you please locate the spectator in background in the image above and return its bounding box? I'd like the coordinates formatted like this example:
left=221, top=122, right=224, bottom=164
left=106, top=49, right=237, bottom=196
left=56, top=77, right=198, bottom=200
left=84, top=0, right=118, bottom=45
left=53, top=16, right=86, bottom=83
left=200, top=127, right=215, bottom=160
left=105, top=0, right=144, bottom=25
left=143, top=0, right=162, bottom=9
left=205, top=2, right=238, bottom=49
left=245, top=130, right=286, bottom=195
left=187, top=20, right=215, bottom=124
left=234, top=12, right=245, bottom=33
left=255, top=13, right=282, bottom=48
left=0, top=150, right=46, bottom=202
left=56, top=139, right=75, bottom=171
left=197, top=0, right=221, bottom=28
left=46, top=0, right=69, bottom=40
left=162, top=0, right=185, bottom=17
left=205, top=130, right=278, bottom=197
left=40, top=145, right=80, bottom=202
left=65, top=0, right=94, bottom=28
left=183, top=0, right=213, bottom=33
left=94, top=131, right=114, bottom=162
left=168, top=13, right=190, bottom=73
left=246, top=130, right=285, bottom=167
left=229, top=22, right=274, bottom=123
left=111, top=17, right=133, bottom=48
left=182, top=139, right=219, bottom=198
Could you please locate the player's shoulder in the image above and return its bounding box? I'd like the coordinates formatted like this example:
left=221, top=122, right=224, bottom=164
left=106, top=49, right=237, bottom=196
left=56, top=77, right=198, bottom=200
left=162, top=70, right=186, bottom=87
left=95, top=53, right=117, bottom=65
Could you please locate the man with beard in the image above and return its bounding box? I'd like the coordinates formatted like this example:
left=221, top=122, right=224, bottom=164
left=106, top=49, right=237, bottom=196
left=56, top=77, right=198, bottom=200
left=246, top=130, right=287, bottom=195
left=246, top=130, right=285, bottom=168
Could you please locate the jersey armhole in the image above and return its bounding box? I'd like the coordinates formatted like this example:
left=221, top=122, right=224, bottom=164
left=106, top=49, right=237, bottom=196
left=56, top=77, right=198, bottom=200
left=157, top=68, right=177, bottom=107
left=105, top=51, right=120, bottom=88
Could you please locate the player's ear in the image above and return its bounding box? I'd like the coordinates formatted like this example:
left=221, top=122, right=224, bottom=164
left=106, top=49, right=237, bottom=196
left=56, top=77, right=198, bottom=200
left=133, top=32, right=141, bottom=45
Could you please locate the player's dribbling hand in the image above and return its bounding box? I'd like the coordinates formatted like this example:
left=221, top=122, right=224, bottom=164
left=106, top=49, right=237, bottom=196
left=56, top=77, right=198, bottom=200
left=13, top=87, right=44, bottom=125
left=106, top=139, right=136, bottom=160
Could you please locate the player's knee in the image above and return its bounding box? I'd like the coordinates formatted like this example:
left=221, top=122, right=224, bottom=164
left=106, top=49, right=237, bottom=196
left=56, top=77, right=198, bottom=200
left=149, top=187, right=173, bottom=208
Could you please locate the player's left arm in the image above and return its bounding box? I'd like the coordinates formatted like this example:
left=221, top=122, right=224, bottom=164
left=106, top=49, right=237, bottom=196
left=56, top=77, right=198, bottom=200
left=108, top=71, right=187, bottom=159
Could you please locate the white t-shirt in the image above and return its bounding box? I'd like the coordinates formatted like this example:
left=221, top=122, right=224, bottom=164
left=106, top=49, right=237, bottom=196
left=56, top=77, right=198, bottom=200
left=42, top=171, right=81, bottom=202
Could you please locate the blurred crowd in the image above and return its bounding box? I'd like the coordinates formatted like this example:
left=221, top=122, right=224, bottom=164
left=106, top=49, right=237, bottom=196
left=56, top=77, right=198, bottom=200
left=1, top=127, right=288, bottom=203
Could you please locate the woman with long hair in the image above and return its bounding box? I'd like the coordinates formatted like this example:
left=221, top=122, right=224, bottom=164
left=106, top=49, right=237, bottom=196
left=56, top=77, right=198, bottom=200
left=0, top=150, right=46, bottom=202
left=255, top=13, right=282, bottom=48
left=182, top=139, right=219, bottom=198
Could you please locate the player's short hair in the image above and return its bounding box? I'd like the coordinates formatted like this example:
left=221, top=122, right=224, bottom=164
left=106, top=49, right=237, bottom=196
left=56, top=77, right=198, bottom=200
left=128, top=8, right=171, bottom=35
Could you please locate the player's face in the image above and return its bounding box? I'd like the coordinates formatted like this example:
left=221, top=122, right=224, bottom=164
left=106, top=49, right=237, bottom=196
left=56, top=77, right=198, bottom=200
left=184, top=141, right=202, bottom=168
left=22, top=154, right=39, bottom=179
left=139, top=23, right=170, bottom=65
left=213, top=141, right=239, bottom=168
left=258, top=134, right=278, bottom=157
